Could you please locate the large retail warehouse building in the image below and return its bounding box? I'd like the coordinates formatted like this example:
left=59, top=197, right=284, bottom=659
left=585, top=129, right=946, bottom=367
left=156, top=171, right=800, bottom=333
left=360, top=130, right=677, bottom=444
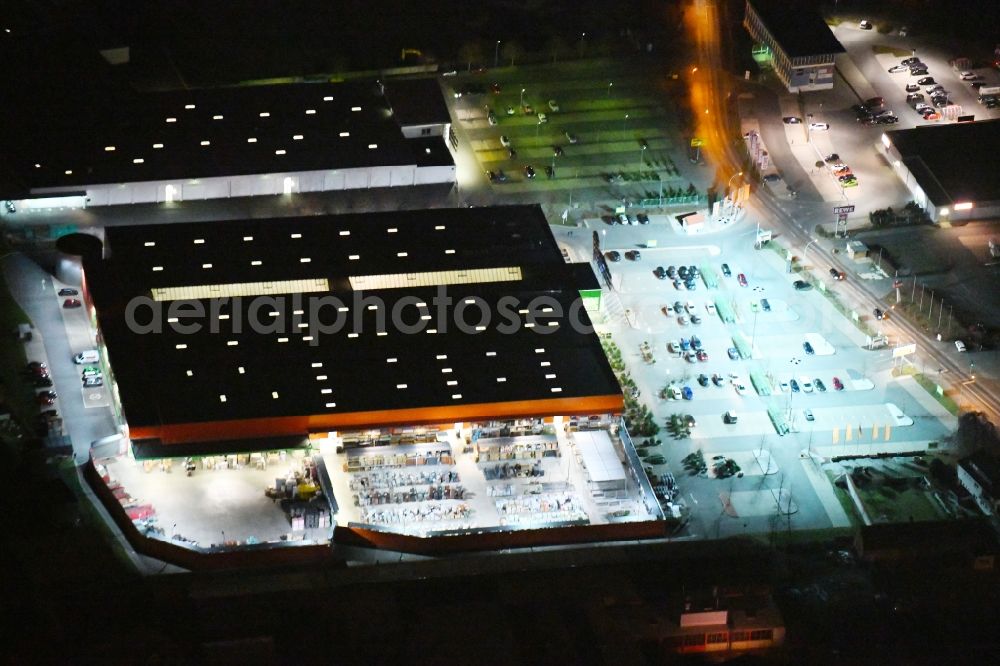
left=4, top=78, right=454, bottom=209
left=75, top=205, right=664, bottom=557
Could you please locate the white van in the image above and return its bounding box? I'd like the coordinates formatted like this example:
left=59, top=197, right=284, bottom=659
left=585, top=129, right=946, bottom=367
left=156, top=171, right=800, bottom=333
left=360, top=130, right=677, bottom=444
left=74, top=349, right=100, bottom=364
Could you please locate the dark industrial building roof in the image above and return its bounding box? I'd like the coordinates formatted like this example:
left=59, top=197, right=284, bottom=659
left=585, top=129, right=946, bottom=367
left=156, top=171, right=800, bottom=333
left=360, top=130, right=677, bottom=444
left=383, top=78, right=452, bottom=127
left=888, top=119, right=1000, bottom=206
left=746, top=0, right=845, bottom=58
left=7, top=80, right=453, bottom=192
left=83, top=206, right=620, bottom=441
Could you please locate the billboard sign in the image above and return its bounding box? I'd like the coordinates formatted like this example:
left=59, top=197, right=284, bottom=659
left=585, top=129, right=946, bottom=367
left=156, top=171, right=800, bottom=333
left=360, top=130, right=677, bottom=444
left=893, top=343, right=917, bottom=358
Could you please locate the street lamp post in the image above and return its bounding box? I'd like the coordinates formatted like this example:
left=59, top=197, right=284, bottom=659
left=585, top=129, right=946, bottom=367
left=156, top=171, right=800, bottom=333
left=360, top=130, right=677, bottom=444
left=520, top=88, right=526, bottom=109
left=623, top=113, right=629, bottom=134
left=495, top=41, right=500, bottom=68
left=639, top=144, right=646, bottom=168
left=608, top=82, right=613, bottom=97
left=579, top=32, right=586, bottom=58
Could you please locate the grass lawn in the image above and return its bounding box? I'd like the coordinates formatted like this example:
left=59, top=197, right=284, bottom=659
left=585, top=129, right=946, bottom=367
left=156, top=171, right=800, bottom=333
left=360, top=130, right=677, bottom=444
left=856, top=484, right=944, bottom=524
left=913, top=373, right=960, bottom=415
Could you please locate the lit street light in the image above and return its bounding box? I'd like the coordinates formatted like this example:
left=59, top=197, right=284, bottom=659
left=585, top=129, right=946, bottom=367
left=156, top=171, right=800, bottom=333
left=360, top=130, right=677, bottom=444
left=579, top=32, right=586, bottom=58
left=623, top=113, right=629, bottom=133
left=608, top=82, right=613, bottom=97
left=520, top=87, right=526, bottom=108
left=639, top=143, right=647, bottom=168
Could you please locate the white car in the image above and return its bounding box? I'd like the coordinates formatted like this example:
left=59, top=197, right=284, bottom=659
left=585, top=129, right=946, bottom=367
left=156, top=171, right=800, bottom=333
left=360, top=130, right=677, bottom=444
left=809, top=122, right=830, bottom=131
left=668, top=340, right=682, bottom=353
left=779, top=380, right=790, bottom=393
left=617, top=213, right=628, bottom=225
left=537, top=112, right=548, bottom=123
left=734, top=383, right=749, bottom=396
left=548, top=99, right=560, bottom=112
left=801, top=378, right=814, bottom=393
left=565, top=132, right=578, bottom=144
left=955, top=340, right=967, bottom=352
left=685, top=301, right=698, bottom=315
left=499, top=135, right=511, bottom=147
left=705, top=302, right=717, bottom=315
left=859, top=19, right=872, bottom=30
left=959, top=71, right=977, bottom=80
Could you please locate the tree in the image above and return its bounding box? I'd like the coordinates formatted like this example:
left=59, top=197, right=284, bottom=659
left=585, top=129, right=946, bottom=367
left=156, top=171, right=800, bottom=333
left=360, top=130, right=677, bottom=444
left=501, top=41, right=524, bottom=67
left=545, top=35, right=569, bottom=63
left=458, top=41, right=484, bottom=72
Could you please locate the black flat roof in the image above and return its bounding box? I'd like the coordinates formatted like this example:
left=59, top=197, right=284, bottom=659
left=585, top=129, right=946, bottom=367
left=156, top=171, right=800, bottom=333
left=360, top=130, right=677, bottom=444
left=888, top=119, right=1000, bottom=206
left=383, top=78, right=452, bottom=127
left=747, top=0, right=845, bottom=59
left=85, top=206, right=619, bottom=431
left=7, top=80, right=453, bottom=192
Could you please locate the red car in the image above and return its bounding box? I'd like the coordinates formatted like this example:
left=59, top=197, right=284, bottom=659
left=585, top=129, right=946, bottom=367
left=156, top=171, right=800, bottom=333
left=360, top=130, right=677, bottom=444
left=737, top=273, right=748, bottom=287
left=696, top=350, right=708, bottom=362
left=63, top=298, right=82, bottom=308
left=36, top=390, right=58, bottom=405
left=832, top=377, right=845, bottom=391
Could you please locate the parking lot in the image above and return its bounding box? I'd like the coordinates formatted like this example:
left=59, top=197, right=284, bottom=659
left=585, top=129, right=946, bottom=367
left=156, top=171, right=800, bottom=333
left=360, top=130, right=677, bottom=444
left=554, top=213, right=956, bottom=538
left=445, top=58, right=707, bottom=208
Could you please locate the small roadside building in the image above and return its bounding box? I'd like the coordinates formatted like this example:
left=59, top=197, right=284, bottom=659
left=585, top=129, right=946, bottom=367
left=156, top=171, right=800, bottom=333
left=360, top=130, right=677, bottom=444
left=958, top=450, right=1000, bottom=517
left=743, top=0, right=845, bottom=92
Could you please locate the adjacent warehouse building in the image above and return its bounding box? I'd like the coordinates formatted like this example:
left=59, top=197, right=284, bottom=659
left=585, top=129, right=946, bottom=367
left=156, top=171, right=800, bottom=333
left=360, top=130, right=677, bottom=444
left=5, top=78, right=454, bottom=209
left=881, top=119, right=1000, bottom=223
left=743, top=0, right=845, bottom=92
left=70, top=205, right=666, bottom=557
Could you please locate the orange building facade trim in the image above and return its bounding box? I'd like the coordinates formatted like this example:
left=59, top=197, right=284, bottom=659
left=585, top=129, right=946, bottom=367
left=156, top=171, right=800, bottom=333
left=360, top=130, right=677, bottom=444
left=128, top=393, right=625, bottom=444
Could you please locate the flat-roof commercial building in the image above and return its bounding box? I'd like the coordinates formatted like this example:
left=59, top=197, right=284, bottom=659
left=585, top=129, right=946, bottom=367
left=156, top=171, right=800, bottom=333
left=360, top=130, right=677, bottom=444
left=880, top=119, right=1000, bottom=223
left=743, top=0, right=845, bottom=92
left=5, top=78, right=454, bottom=209
left=72, top=206, right=665, bottom=558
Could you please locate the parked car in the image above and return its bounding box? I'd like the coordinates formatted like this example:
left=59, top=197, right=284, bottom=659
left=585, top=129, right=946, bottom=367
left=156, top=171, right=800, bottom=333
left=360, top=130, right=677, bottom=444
left=955, top=340, right=967, bottom=352
left=34, top=376, right=53, bottom=388
left=605, top=250, right=621, bottom=262
left=727, top=347, right=739, bottom=360
left=83, top=376, right=103, bottom=387
left=832, top=377, right=845, bottom=391
left=814, top=378, right=827, bottom=392
left=917, top=76, right=936, bottom=85
left=63, top=298, right=82, bottom=308
left=58, top=288, right=78, bottom=296
left=873, top=308, right=885, bottom=320
left=793, top=280, right=812, bottom=290
left=905, top=83, right=920, bottom=93
left=790, top=379, right=800, bottom=393
left=564, top=132, right=578, bottom=144
left=617, top=213, right=629, bottom=225
left=494, top=169, right=508, bottom=182
left=696, top=350, right=708, bottom=362
left=544, top=165, right=555, bottom=179
left=804, top=409, right=815, bottom=422
left=782, top=116, right=801, bottom=124
left=698, top=374, right=710, bottom=387
left=681, top=386, right=693, bottom=400
left=636, top=213, right=649, bottom=225
left=779, top=380, right=790, bottom=393
left=888, top=65, right=908, bottom=73
left=499, top=135, right=511, bottom=147
left=737, top=273, right=747, bottom=287
left=761, top=298, right=771, bottom=312
left=803, top=341, right=815, bottom=355
left=536, top=112, right=547, bottom=123
left=859, top=19, right=872, bottom=29
left=36, top=390, right=58, bottom=405
left=624, top=250, right=641, bottom=261
left=830, top=268, right=845, bottom=280
left=801, top=378, right=814, bottom=393
left=524, top=165, right=536, bottom=179
left=712, top=374, right=725, bottom=387
left=809, top=122, right=830, bottom=131
left=548, top=99, right=560, bottom=112
left=824, top=153, right=840, bottom=163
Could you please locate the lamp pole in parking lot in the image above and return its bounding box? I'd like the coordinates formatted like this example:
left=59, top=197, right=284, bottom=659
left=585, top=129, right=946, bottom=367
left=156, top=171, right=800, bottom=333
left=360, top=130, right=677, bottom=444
left=495, top=41, right=500, bottom=68
left=608, top=82, right=613, bottom=97
left=623, top=113, right=630, bottom=134
left=579, top=32, right=586, bottom=58
left=520, top=88, right=526, bottom=108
